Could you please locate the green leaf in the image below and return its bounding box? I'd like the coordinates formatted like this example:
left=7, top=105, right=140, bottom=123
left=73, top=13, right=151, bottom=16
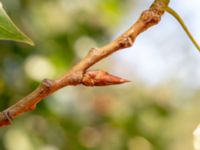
left=0, top=2, right=34, bottom=46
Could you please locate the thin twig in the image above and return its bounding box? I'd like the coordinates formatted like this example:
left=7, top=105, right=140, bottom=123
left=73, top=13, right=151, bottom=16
left=0, top=0, right=169, bottom=127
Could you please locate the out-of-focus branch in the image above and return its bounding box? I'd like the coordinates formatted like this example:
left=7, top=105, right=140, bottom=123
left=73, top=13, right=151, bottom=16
left=0, top=0, right=169, bottom=127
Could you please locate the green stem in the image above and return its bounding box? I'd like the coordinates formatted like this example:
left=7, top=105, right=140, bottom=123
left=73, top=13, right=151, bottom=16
left=159, top=0, right=170, bottom=4
left=165, top=6, right=200, bottom=52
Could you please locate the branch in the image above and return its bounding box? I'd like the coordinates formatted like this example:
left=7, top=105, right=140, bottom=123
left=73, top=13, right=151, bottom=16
left=0, top=0, right=169, bottom=127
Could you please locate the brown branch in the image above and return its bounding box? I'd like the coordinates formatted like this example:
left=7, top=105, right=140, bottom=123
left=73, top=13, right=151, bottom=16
left=0, top=0, right=169, bottom=127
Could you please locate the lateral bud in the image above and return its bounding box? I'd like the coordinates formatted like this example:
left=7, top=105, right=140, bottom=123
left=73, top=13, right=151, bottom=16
left=82, top=70, right=130, bottom=86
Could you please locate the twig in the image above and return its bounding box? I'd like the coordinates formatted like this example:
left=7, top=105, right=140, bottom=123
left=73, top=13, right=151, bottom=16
left=0, top=0, right=169, bottom=127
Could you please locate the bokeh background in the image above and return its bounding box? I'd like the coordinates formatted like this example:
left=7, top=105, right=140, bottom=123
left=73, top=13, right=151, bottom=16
left=0, top=0, right=200, bottom=150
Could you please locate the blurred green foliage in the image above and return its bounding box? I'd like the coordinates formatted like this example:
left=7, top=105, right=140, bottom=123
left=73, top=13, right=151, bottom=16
left=0, top=0, right=200, bottom=150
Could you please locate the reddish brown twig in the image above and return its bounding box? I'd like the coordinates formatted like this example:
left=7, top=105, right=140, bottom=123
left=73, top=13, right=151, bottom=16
left=0, top=0, right=169, bottom=127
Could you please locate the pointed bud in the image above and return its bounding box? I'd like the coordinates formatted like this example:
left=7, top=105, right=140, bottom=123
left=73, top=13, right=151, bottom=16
left=82, top=70, right=130, bottom=86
